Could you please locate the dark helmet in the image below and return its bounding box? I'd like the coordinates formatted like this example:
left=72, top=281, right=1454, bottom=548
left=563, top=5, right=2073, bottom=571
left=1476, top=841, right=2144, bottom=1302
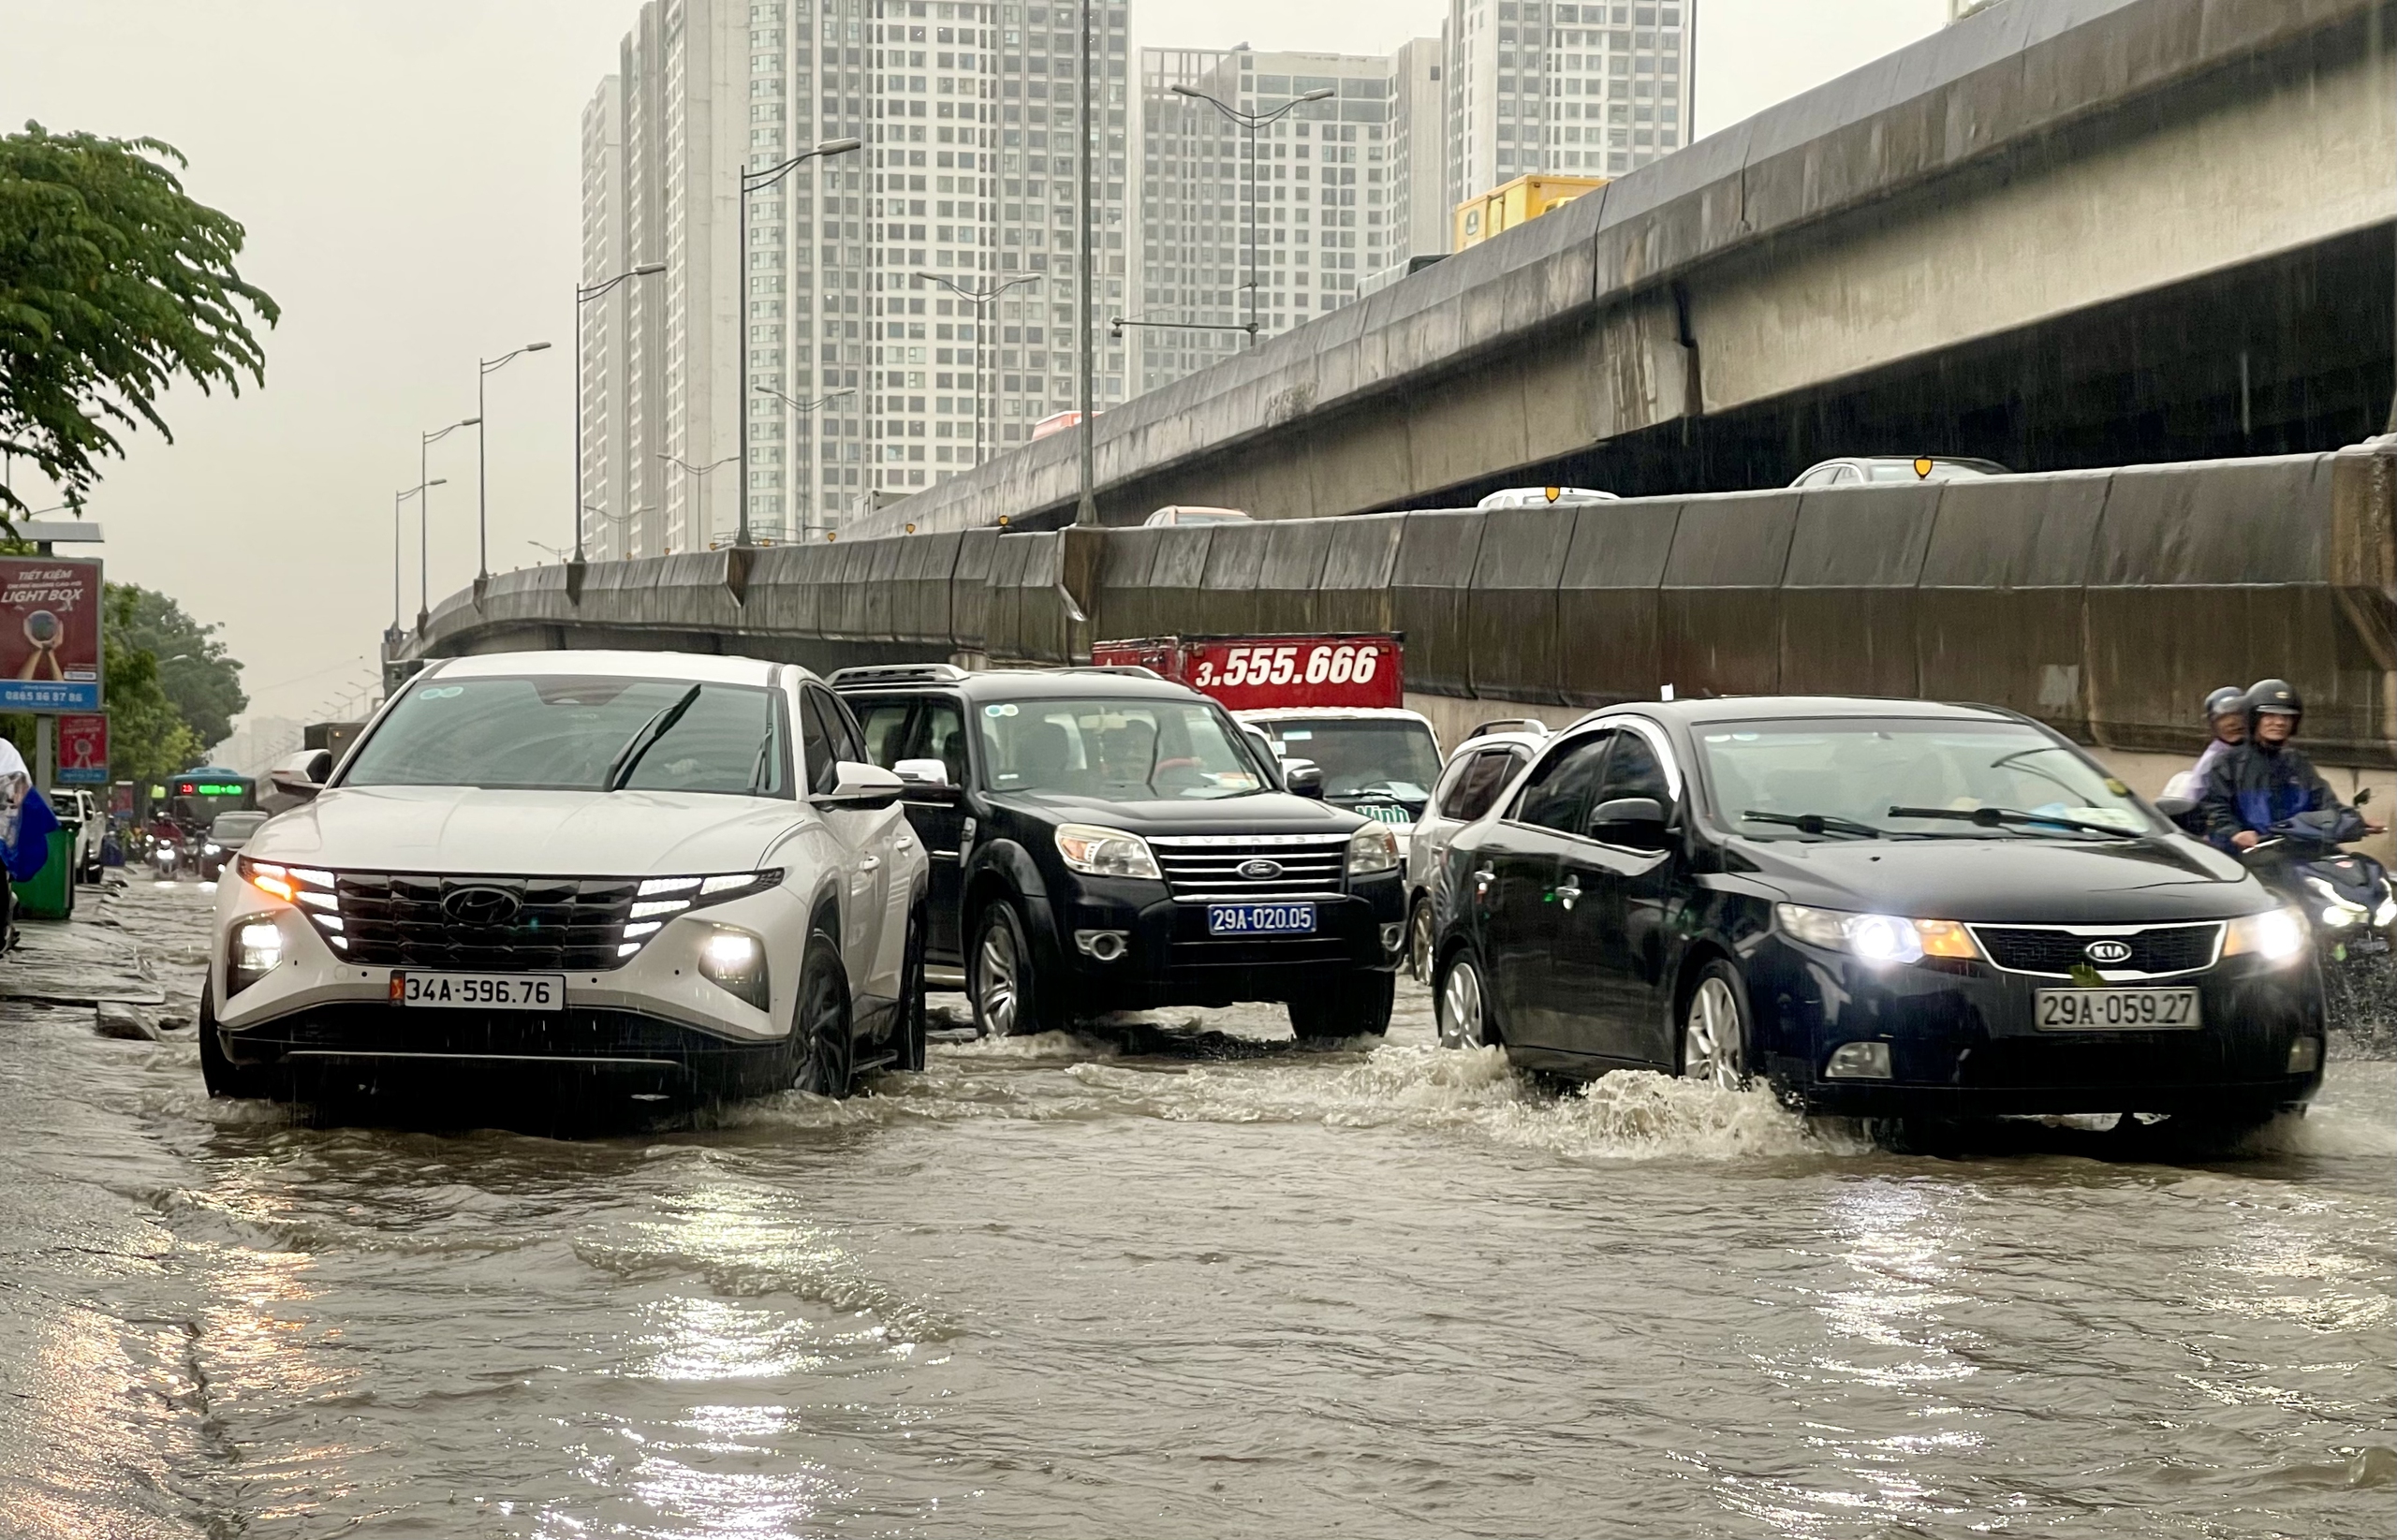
left=2202, top=685, right=2247, bottom=723
left=2246, top=678, right=2302, bottom=730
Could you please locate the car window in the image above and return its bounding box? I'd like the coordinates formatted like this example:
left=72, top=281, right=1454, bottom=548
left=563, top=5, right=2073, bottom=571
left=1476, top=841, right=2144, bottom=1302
left=1443, top=748, right=1517, bottom=823
left=855, top=701, right=915, bottom=768
left=1512, top=733, right=1612, bottom=835
left=975, top=697, right=1263, bottom=801
left=341, top=675, right=788, bottom=797
left=911, top=700, right=969, bottom=787
left=1596, top=731, right=1671, bottom=806
left=800, top=689, right=843, bottom=797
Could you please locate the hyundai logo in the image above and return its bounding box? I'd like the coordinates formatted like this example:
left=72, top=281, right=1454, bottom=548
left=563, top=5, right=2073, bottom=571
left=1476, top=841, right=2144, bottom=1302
left=2083, top=938, right=2134, bottom=966
left=440, top=886, right=523, bottom=927
left=1237, top=858, right=1286, bottom=881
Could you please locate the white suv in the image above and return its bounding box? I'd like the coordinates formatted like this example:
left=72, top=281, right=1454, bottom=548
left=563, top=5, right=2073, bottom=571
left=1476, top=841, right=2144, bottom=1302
left=204, top=651, right=927, bottom=1104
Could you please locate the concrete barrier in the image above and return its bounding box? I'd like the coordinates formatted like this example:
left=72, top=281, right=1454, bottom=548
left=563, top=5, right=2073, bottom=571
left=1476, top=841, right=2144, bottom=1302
left=404, top=449, right=2397, bottom=770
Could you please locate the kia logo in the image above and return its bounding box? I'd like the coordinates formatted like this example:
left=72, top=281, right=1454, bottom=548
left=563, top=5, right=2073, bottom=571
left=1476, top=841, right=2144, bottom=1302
left=1237, top=858, right=1285, bottom=881
left=2083, top=938, right=2134, bottom=966
left=440, top=886, right=522, bottom=927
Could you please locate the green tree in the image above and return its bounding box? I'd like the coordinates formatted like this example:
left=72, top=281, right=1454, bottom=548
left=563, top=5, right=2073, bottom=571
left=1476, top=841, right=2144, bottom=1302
left=0, top=123, right=278, bottom=521
left=100, top=598, right=202, bottom=785
left=109, top=582, right=245, bottom=748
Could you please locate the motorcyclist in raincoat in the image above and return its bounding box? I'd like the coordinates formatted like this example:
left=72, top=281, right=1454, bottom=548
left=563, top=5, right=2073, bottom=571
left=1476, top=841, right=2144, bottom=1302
left=2198, top=679, right=2384, bottom=850
left=2159, top=686, right=2248, bottom=835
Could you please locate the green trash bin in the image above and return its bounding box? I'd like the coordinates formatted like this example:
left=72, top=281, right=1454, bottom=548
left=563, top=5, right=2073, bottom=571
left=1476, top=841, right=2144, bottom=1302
left=14, top=826, right=77, bottom=921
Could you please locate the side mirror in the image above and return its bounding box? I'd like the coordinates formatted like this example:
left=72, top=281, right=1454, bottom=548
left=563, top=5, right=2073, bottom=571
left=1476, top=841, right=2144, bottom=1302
left=892, top=756, right=962, bottom=802
left=1591, top=796, right=1667, bottom=839
left=816, top=760, right=906, bottom=811
left=1284, top=759, right=1325, bottom=800
left=267, top=749, right=333, bottom=803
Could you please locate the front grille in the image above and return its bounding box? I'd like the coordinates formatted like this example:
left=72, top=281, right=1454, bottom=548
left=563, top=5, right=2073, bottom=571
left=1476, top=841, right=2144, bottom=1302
left=317, top=873, right=643, bottom=972
left=1970, top=922, right=2224, bottom=977
left=1149, top=834, right=1348, bottom=902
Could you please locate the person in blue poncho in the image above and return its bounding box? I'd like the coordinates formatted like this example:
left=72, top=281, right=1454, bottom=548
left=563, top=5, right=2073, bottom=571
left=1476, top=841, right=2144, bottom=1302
left=0, top=738, right=61, bottom=950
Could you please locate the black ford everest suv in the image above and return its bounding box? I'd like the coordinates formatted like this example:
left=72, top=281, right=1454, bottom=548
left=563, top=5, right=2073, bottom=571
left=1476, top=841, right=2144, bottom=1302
left=831, top=665, right=1404, bottom=1039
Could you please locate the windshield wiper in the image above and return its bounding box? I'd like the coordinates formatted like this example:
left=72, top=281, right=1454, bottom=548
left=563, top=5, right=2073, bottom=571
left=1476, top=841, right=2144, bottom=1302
left=1741, top=810, right=1884, bottom=839
left=604, top=684, right=704, bottom=791
left=1886, top=804, right=2140, bottom=840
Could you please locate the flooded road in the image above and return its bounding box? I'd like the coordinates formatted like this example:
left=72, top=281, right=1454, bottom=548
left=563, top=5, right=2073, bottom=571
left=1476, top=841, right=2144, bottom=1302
left=3, top=881, right=2390, bottom=1537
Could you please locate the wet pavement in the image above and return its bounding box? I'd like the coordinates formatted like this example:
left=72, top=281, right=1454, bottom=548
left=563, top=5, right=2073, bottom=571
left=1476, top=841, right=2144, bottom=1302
left=1, top=879, right=2390, bottom=1537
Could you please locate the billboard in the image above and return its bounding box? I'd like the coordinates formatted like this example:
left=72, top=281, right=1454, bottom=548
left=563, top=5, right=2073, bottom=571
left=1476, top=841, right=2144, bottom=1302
left=1089, top=634, right=1406, bottom=712
left=0, top=558, right=103, bottom=712
left=57, top=713, right=109, bottom=785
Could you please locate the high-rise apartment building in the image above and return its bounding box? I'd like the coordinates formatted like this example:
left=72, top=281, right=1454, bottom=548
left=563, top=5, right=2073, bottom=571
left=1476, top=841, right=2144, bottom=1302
left=579, top=0, right=1129, bottom=555
left=1445, top=0, right=1691, bottom=205
left=1134, top=43, right=1435, bottom=394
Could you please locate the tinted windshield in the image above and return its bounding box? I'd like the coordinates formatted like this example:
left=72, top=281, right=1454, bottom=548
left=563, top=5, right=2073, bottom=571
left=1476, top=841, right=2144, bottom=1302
left=343, top=675, right=789, bottom=796
left=1249, top=717, right=1442, bottom=809
left=1698, top=719, right=2163, bottom=839
left=975, top=697, right=1264, bottom=801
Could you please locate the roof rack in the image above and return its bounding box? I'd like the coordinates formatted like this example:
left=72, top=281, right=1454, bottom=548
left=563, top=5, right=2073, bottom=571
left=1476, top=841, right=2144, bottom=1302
left=1063, top=664, right=1165, bottom=681
left=826, top=663, right=969, bottom=687
left=1463, top=717, right=1552, bottom=741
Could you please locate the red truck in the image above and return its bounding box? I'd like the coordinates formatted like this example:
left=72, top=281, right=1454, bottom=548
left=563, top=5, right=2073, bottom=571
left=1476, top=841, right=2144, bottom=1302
left=1092, top=633, right=1443, bottom=839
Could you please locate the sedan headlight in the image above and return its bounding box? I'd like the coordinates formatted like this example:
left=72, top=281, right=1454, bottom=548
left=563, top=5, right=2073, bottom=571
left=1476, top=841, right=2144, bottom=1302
left=1055, top=824, right=1161, bottom=880
left=1346, top=823, right=1400, bottom=876
left=1775, top=903, right=1979, bottom=965
left=2223, top=904, right=2308, bottom=964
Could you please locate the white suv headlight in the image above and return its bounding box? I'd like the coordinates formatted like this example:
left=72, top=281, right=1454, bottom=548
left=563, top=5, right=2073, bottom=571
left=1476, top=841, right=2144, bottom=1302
left=1055, top=824, right=1162, bottom=880
left=1346, top=823, right=1400, bottom=876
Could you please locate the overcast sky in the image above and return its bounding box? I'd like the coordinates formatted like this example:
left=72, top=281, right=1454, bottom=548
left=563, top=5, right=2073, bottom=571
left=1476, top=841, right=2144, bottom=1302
left=0, top=0, right=1947, bottom=728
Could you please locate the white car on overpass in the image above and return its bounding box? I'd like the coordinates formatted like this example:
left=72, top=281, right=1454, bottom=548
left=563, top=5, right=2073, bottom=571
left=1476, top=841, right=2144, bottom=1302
left=204, top=650, right=926, bottom=1106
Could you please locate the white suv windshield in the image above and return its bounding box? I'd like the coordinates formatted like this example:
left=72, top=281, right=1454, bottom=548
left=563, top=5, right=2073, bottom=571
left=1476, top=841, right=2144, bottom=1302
left=976, top=697, right=1263, bottom=801
left=1698, top=719, right=2162, bottom=840
left=343, top=675, right=789, bottom=796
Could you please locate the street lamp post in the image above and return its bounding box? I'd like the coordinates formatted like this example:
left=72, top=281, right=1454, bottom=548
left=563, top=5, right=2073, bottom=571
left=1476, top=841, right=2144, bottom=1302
left=1075, top=0, right=1097, bottom=526
left=574, top=262, right=667, bottom=564
left=755, top=387, right=854, bottom=540
left=739, top=137, right=862, bottom=549
left=1169, top=83, right=1335, bottom=345
left=655, top=454, right=739, bottom=549
left=419, top=418, right=478, bottom=630
left=392, top=480, right=446, bottom=631
left=476, top=341, right=552, bottom=581
left=913, top=271, right=1041, bottom=473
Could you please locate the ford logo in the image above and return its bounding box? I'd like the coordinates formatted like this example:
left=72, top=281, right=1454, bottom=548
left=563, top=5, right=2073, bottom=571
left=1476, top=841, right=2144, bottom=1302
left=440, top=886, right=523, bottom=927
left=2083, top=938, right=2134, bottom=966
left=1237, top=858, right=1285, bottom=881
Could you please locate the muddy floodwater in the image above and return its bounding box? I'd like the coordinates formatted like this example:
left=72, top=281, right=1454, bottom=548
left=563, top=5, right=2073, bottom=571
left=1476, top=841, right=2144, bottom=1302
left=2, top=881, right=2390, bottom=1538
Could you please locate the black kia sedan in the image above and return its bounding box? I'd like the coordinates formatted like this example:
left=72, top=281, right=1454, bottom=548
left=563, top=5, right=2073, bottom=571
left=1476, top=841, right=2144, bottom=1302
left=1427, top=697, right=2326, bottom=1134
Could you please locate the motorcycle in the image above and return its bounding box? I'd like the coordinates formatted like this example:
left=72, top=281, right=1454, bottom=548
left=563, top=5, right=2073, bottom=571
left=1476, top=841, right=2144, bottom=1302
left=2236, top=798, right=2397, bottom=1038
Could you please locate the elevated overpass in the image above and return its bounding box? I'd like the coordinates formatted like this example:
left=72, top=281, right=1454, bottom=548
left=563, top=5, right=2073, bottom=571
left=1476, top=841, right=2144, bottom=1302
left=843, top=0, right=2391, bottom=535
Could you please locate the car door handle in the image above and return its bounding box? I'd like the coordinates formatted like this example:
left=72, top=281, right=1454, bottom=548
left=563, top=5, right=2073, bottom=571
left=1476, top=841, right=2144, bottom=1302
left=893, top=835, right=913, bottom=851
left=1554, top=878, right=1581, bottom=910
left=859, top=855, right=881, bottom=872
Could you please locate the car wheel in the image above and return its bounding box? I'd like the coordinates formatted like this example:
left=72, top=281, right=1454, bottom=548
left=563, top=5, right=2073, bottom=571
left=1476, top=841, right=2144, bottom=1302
left=1437, top=948, right=1493, bottom=1049
left=198, top=983, right=273, bottom=1100
left=1680, top=960, right=1752, bottom=1090
left=792, top=933, right=857, bottom=1098
left=970, top=899, right=1063, bottom=1038
left=1288, top=970, right=1396, bottom=1041
left=1405, top=894, right=1434, bottom=984
left=894, top=902, right=929, bottom=1073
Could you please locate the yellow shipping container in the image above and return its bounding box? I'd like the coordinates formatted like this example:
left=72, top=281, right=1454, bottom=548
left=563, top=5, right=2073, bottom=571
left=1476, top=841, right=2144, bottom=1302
left=1452, top=172, right=1609, bottom=251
